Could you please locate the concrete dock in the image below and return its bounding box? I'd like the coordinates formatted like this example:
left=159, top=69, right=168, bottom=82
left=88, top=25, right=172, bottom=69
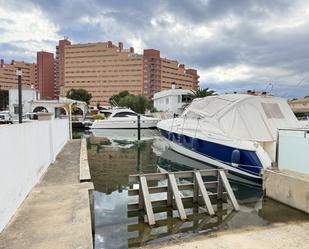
left=264, top=169, right=309, bottom=214
left=146, top=222, right=309, bottom=249
left=0, top=140, right=94, bottom=249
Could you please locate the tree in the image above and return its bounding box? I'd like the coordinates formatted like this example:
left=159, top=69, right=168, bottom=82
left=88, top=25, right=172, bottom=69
left=0, top=89, right=9, bottom=110
left=109, top=90, right=130, bottom=106
left=110, top=91, right=151, bottom=114
left=189, top=88, right=216, bottom=99
left=66, top=88, right=92, bottom=105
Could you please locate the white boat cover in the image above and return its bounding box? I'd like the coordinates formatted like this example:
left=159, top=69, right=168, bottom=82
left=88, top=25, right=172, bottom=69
left=182, top=94, right=301, bottom=142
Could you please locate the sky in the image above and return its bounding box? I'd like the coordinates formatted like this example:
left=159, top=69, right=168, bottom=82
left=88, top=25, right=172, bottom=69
left=1, top=0, right=309, bottom=99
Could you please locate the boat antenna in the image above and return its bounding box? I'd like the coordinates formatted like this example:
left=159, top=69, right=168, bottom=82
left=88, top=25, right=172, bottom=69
left=264, top=83, right=273, bottom=94
left=295, top=73, right=309, bottom=87
left=109, top=97, right=119, bottom=107
left=280, top=73, right=309, bottom=99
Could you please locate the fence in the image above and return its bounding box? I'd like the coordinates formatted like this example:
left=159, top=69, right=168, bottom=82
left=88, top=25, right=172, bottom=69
left=0, top=118, right=69, bottom=232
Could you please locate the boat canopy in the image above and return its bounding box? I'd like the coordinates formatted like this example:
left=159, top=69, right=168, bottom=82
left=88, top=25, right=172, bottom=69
left=182, top=94, right=301, bottom=142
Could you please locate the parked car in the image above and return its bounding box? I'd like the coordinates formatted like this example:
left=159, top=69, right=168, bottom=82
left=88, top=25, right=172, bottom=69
left=0, top=111, right=13, bottom=124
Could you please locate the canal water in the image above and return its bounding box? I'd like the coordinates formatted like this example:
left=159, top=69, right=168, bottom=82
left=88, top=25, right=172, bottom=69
left=81, top=129, right=308, bottom=249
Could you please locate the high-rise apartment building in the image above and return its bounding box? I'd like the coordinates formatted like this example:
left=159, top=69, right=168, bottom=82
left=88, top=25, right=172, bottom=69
left=55, top=38, right=71, bottom=98
left=37, top=51, right=55, bottom=99
left=56, top=39, right=199, bottom=106
left=0, top=59, right=37, bottom=91
left=58, top=40, right=143, bottom=105
left=143, top=49, right=199, bottom=95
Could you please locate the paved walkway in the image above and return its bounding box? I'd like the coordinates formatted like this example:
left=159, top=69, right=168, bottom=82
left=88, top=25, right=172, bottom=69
left=146, top=222, right=309, bottom=249
left=0, top=140, right=93, bottom=249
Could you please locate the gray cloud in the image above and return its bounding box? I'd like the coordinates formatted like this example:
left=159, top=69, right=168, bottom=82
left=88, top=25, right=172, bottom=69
left=0, top=43, right=31, bottom=62
left=1, top=0, right=309, bottom=98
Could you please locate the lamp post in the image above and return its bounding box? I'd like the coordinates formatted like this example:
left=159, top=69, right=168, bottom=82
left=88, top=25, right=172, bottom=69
left=69, top=102, right=77, bottom=140
left=16, top=68, right=23, bottom=123
left=69, top=102, right=73, bottom=140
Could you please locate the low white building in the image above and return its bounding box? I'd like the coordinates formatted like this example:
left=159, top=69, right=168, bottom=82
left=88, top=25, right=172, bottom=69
left=9, top=88, right=88, bottom=119
left=9, top=87, right=39, bottom=116
left=153, top=86, right=193, bottom=115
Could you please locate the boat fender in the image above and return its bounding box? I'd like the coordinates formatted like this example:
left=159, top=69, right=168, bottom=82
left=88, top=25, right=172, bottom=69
left=231, top=149, right=240, bottom=167
left=168, top=132, right=173, bottom=141
left=192, top=138, right=200, bottom=150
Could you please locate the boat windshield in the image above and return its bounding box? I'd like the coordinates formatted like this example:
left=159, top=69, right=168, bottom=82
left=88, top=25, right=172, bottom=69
left=113, top=112, right=138, bottom=117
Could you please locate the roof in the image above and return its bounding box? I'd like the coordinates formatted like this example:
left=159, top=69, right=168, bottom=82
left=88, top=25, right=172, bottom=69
left=288, top=97, right=309, bottom=104
left=9, top=86, right=36, bottom=91
left=153, top=88, right=192, bottom=99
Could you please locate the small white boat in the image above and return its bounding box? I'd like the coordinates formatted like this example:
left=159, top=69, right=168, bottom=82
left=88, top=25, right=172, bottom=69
left=90, top=108, right=160, bottom=129
left=157, top=94, right=301, bottom=182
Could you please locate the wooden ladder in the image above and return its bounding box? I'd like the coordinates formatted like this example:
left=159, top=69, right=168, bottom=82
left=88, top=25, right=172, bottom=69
left=128, top=169, right=239, bottom=225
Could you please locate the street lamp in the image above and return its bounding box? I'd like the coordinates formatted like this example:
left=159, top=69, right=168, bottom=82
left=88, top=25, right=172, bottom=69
left=16, top=68, right=23, bottom=124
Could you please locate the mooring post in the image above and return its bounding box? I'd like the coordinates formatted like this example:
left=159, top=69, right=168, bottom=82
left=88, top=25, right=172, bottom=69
left=136, top=143, right=141, bottom=172
left=137, top=115, right=141, bottom=141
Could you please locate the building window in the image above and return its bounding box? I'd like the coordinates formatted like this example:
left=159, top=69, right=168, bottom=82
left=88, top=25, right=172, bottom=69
left=182, top=95, right=193, bottom=103
left=166, top=98, right=169, bottom=104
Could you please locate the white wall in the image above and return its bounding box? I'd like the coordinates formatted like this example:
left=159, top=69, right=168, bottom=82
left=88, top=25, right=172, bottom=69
left=154, top=95, right=186, bottom=114
left=0, top=118, right=69, bottom=232
left=9, top=88, right=38, bottom=115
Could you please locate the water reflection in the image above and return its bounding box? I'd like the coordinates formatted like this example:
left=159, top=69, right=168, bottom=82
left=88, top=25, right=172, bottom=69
left=86, top=129, right=309, bottom=249
left=127, top=204, right=233, bottom=248
left=87, top=133, right=159, bottom=194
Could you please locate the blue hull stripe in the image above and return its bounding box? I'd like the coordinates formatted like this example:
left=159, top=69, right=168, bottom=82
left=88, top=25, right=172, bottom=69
left=159, top=129, right=263, bottom=176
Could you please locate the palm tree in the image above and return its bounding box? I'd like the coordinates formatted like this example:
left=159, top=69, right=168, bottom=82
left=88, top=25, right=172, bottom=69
left=189, top=88, right=216, bottom=99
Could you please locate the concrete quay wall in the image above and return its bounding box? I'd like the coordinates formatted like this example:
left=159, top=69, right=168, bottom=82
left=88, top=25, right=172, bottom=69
left=0, top=119, right=69, bottom=232
left=263, top=169, right=309, bottom=214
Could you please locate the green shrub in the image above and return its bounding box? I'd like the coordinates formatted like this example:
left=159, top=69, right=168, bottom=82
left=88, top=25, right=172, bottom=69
left=94, top=114, right=105, bottom=120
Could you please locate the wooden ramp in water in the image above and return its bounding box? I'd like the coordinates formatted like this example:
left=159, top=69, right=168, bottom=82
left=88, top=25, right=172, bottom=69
left=128, top=169, right=239, bottom=225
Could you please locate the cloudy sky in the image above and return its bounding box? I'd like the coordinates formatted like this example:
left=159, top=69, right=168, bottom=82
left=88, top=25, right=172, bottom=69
left=1, top=0, right=309, bottom=98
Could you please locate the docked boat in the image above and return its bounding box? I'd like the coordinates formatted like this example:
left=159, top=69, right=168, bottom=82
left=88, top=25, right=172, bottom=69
left=90, top=108, right=160, bottom=129
left=157, top=94, right=301, bottom=182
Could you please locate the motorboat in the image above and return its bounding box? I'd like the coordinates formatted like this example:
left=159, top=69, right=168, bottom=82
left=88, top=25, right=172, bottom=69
left=157, top=94, right=301, bottom=182
left=90, top=108, right=160, bottom=129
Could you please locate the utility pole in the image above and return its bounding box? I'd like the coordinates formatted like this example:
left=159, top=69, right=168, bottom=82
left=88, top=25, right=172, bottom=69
left=16, top=68, right=23, bottom=123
